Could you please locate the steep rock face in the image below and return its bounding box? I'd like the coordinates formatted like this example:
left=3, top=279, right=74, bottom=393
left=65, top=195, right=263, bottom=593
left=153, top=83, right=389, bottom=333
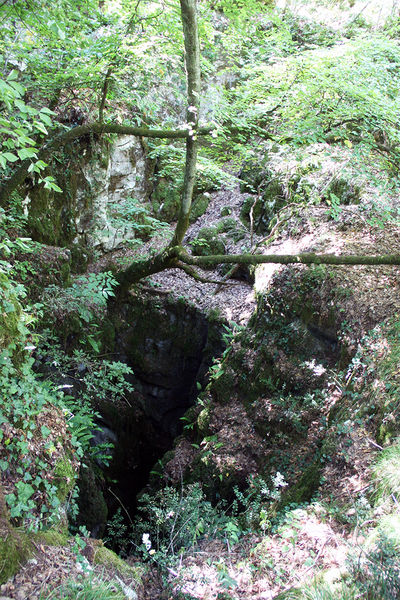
left=24, top=136, right=153, bottom=254
left=75, top=135, right=152, bottom=251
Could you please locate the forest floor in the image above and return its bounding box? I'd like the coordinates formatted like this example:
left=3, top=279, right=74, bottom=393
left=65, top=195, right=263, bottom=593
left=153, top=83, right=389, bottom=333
left=96, top=185, right=260, bottom=325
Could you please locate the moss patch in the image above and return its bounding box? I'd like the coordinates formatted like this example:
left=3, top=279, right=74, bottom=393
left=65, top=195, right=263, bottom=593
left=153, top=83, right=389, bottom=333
left=53, top=457, right=76, bottom=502
left=93, top=545, right=143, bottom=581
left=0, top=491, right=32, bottom=584
left=281, top=460, right=322, bottom=507
left=35, top=528, right=69, bottom=547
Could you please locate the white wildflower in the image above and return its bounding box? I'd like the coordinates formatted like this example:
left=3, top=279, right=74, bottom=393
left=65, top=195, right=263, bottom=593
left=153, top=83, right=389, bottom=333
left=273, top=471, right=288, bottom=489
left=142, top=533, right=152, bottom=551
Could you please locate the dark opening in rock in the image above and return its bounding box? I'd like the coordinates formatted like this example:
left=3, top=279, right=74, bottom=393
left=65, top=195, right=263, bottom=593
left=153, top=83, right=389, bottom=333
left=81, top=294, right=225, bottom=538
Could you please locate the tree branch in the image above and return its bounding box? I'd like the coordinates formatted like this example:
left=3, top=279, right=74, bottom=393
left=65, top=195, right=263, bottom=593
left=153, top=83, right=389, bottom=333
left=179, top=251, right=400, bottom=267
left=0, top=122, right=212, bottom=206
left=98, top=67, right=113, bottom=122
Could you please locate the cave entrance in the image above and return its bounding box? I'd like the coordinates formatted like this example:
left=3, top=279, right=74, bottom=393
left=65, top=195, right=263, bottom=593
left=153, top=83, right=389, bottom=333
left=83, top=294, right=225, bottom=537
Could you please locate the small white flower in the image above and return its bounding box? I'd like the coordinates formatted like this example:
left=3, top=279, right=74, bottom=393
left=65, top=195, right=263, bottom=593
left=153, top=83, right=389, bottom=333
left=273, top=471, right=288, bottom=488
left=142, top=533, right=152, bottom=551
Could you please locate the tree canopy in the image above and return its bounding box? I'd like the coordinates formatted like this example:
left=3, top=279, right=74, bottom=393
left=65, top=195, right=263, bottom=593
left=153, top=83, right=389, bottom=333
left=1, top=0, right=400, bottom=293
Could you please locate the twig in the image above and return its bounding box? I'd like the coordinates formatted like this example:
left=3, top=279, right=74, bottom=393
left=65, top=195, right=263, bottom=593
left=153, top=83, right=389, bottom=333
left=346, top=1, right=372, bottom=27
left=107, top=487, right=134, bottom=528
left=366, top=438, right=383, bottom=451
left=249, top=193, right=260, bottom=249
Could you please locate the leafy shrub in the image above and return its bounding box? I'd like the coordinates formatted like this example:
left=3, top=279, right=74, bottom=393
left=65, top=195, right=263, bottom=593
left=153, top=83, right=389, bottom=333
left=104, top=508, right=130, bottom=556
left=36, top=340, right=135, bottom=465
left=42, top=271, right=117, bottom=327
left=134, top=483, right=235, bottom=562
left=232, top=35, right=400, bottom=167
left=284, top=12, right=337, bottom=48
left=0, top=71, right=58, bottom=190
left=40, top=272, right=118, bottom=352
left=232, top=473, right=288, bottom=531
left=0, top=352, right=79, bottom=529
left=106, top=196, right=171, bottom=243
left=0, top=271, right=31, bottom=363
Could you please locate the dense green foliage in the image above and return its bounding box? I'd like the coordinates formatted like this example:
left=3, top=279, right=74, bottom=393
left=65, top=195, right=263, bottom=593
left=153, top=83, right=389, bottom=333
left=1, top=0, right=400, bottom=597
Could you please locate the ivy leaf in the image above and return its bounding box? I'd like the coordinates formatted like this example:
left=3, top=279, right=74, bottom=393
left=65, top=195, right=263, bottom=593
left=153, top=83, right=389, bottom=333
left=41, top=425, right=51, bottom=439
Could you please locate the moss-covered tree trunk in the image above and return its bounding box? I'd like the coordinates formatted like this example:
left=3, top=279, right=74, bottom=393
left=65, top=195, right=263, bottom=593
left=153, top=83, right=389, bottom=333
left=178, top=251, right=400, bottom=267
left=116, top=0, right=201, bottom=292
left=170, top=0, right=201, bottom=246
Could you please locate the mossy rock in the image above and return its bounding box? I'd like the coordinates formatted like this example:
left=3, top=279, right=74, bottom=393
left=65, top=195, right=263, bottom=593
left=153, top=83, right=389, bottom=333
left=11, top=245, right=72, bottom=304
left=36, top=528, right=69, bottom=547
left=240, top=179, right=286, bottom=234
left=70, top=244, right=91, bottom=274
left=76, top=462, right=108, bottom=538
left=239, top=160, right=271, bottom=194
left=0, top=491, right=32, bottom=584
left=327, top=177, right=361, bottom=206
left=0, top=528, right=32, bottom=584
left=197, top=406, right=211, bottom=434
left=280, top=460, right=322, bottom=507
left=209, top=368, right=236, bottom=404
left=99, top=318, right=116, bottom=353
left=151, top=178, right=182, bottom=222
left=93, top=545, right=143, bottom=582
left=27, top=185, right=77, bottom=247
left=26, top=139, right=103, bottom=248
left=0, top=272, right=27, bottom=365
left=54, top=457, right=76, bottom=502
left=191, top=226, right=226, bottom=258
left=190, top=193, right=210, bottom=223
left=220, top=206, right=232, bottom=217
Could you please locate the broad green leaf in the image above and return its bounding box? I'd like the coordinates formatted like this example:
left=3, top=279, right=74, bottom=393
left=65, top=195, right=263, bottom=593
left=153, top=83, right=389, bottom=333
left=17, top=148, right=37, bottom=160
left=2, top=152, right=18, bottom=162
left=14, top=99, right=28, bottom=113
